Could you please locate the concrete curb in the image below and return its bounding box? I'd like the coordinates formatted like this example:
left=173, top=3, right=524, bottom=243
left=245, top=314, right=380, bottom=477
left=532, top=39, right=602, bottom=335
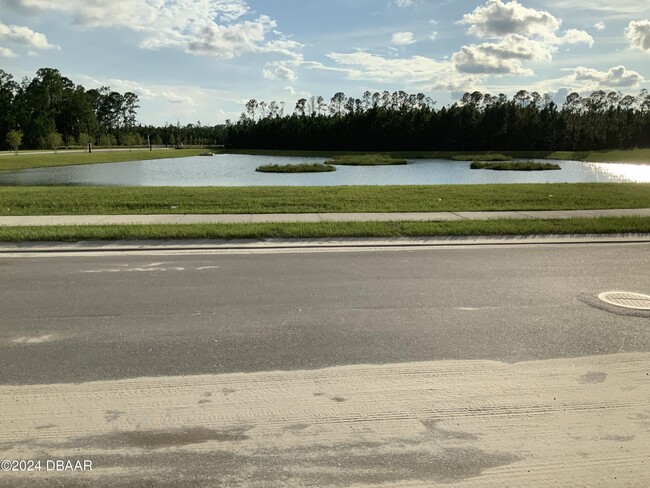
left=2, top=234, right=650, bottom=254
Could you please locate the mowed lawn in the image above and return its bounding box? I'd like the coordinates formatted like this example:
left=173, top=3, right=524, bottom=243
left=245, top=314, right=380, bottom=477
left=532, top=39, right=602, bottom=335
left=1, top=217, right=649, bottom=242
left=1, top=183, right=649, bottom=216
left=0, top=148, right=206, bottom=171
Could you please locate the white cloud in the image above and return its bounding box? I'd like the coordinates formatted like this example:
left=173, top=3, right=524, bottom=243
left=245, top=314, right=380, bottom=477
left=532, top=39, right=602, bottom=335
left=186, top=16, right=271, bottom=58
left=573, top=65, right=644, bottom=87
left=430, top=31, right=438, bottom=40
left=394, top=0, right=414, bottom=7
left=326, top=51, right=450, bottom=83
left=162, top=91, right=197, bottom=105
left=391, top=32, right=416, bottom=46
left=544, top=0, right=649, bottom=17
left=0, top=21, right=58, bottom=49
left=0, top=0, right=300, bottom=61
left=320, top=50, right=481, bottom=93
left=594, top=21, right=606, bottom=30
left=559, top=29, right=594, bottom=47
left=454, top=0, right=593, bottom=76
left=452, top=41, right=536, bottom=75
left=263, top=64, right=297, bottom=81
left=459, top=0, right=561, bottom=39
left=0, top=46, right=18, bottom=57
left=625, top=20, right=650, bottom=52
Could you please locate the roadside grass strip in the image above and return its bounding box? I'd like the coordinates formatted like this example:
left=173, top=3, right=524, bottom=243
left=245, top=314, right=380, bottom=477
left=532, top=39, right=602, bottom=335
left=1, top=217, right=649, bottom=242
left=2, top=184, right=649, bottom=216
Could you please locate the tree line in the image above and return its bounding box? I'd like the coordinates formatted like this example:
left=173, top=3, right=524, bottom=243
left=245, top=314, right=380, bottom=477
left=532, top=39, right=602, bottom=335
left=226, top=89, right=650, bottom=151
left=0, top=68, right=226, bottom=151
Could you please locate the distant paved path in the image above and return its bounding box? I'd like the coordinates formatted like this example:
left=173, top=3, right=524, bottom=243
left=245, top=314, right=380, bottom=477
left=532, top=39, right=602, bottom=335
left=1, top=208, right=650, bottom=226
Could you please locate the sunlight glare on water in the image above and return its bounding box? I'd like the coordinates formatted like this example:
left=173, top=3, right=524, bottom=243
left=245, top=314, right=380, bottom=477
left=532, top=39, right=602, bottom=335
left=583, top=163, right=650, bottom=183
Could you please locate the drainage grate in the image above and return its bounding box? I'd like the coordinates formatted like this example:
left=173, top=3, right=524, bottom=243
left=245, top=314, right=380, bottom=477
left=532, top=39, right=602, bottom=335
left=598, top=292, right=650, bottom=311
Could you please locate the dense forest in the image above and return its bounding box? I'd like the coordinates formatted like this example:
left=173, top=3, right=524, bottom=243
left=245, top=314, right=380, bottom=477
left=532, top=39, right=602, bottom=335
left=0, top=68, right=225, bottom=151
left=227, top=90, right=650, bottom=151
left=3, top=67, right=649, bottom=152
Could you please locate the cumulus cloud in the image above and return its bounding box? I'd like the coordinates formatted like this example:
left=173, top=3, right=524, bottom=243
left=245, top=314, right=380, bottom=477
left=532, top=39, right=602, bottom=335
left=573, top=65, right=644, bottom=87
left=391, top=32, right=416, bottom=46
left=459, top=0, right=560, bottom=39
left=454, top=0, right=593, bottom=76
left=162, top=92, right=197, bottom=105
left=187, top=16, right=271, bottom=58
left=263, top=64, right=297, bottom=81
left=0, top=21, right=58, bottom=49
left=594, top=21, right=606, bottom=30
left=394, top=0, right=414, bottom=7
left=625, top=20, right=650, bottom=52
left=0, top=46, right=18, bottom=57
left=452, top=40, right=536, bottom=75
left=0, top=0, right=300, bottom=61
left=560, top=29, right=595, bottom=47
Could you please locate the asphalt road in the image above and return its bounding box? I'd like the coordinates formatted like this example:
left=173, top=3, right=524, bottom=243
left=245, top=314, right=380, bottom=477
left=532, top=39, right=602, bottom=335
left=1, top=242, right=649, bottom=386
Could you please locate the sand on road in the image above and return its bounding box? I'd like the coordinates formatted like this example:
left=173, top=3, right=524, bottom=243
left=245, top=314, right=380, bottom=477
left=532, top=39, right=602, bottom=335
left=1, top=352, right=649, bottom=487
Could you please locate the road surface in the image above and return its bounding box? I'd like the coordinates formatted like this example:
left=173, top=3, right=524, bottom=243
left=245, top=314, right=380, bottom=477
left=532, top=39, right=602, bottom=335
left=1, top=241, right=649, bottom=486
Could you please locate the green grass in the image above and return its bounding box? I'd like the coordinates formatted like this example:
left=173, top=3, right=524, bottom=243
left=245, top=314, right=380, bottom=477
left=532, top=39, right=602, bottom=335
left=217, top=148, right=650, bottom=164
left=452, top=154, right=513, bottom=162
left=0, top=148, right=207, bottom=171
left=470, top=161, right=561, bottom=171
left=325, top=154, right=408, bottom=166
left=1, top=217, right=648, bottom=242
left=1, top=183, right=649, bottom=216
left=256, top=163, right=336, bottom=173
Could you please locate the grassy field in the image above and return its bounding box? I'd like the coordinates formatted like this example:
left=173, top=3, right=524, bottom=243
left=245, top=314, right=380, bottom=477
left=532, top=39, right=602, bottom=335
left=1, top=183, right=649, bottom=216
left=0, top=148, right=207, bottom=171
left=256, top=163, right=335, bottom=173
left=1, top=217, right=648, bottom=242
left=470, top=161, right=561, bottom=171
left=217, top=148, right=650, bottom=163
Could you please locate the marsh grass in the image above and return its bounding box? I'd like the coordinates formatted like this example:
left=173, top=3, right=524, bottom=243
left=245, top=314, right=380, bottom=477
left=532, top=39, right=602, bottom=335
left=325, top=154, right=408, bottom=166
left=452, top=154, right=513, bottom=162
left=256, top=163, right=336, bottom=173
left=470, top=161, right=562, bottom=171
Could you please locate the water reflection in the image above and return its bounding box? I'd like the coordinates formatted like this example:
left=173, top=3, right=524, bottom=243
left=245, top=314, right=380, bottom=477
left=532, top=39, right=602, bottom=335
left=582, top=163, right=650, bottom=183
left=0, top=155, right=649, bottom=187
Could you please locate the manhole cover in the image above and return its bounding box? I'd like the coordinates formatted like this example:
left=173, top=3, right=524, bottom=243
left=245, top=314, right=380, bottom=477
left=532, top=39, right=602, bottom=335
left=598, top=292, right=650, bottom=310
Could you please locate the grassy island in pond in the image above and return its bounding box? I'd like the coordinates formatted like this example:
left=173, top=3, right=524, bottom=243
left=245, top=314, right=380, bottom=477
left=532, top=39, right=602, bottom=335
left=470, top=161, right=562, bottom=171
left=325, top=154, right=408, bottom=166
left=256, top=163, right=335, bottom=173
left=452, top=154, right=513, bottom=162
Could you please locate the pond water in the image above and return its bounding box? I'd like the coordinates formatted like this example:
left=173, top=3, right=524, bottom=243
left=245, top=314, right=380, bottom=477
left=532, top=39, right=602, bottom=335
left=0, top=154, right=649, bottom=186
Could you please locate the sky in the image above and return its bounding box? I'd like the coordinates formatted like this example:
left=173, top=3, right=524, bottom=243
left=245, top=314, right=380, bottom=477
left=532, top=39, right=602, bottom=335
left=1, top=0, right=650, bottom=126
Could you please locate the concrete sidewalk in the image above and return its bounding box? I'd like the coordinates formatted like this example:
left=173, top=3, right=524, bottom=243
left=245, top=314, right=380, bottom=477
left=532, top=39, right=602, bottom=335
left=1, top=208, right=649, bottom=227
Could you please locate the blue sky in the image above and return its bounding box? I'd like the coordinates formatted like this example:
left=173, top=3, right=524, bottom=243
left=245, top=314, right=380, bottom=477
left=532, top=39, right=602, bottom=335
left=1, top=0, right=649, bottom=125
